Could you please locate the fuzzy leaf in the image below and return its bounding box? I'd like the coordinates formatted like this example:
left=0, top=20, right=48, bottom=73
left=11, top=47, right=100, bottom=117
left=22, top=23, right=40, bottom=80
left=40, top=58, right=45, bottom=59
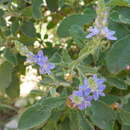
left=105, top=35, right=130, bottom=73
left=0, top=62, right=13, bottom=91
left=57, top=9, right=96, bottom=37
left=19, top=97, right=65, bottom=130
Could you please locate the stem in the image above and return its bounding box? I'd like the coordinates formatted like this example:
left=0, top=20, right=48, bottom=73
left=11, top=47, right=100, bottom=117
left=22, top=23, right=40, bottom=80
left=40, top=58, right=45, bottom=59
left=70, top=38, right=101, bottom=70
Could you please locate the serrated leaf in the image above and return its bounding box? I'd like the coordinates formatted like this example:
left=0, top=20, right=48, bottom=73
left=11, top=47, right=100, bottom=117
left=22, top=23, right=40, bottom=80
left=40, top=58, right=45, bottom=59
left=105, top=35, right=130, bottom=73
left=32, top=0, right=43, bottom=19
left=0, top=62, right=13, bottom=91
left=107, top=77, right=127, bottom=90
left=57, top=10, right=96, bottom=37
left=90, top=101, right=116, bottom=130
left=18, top=97, right=65, bottom=130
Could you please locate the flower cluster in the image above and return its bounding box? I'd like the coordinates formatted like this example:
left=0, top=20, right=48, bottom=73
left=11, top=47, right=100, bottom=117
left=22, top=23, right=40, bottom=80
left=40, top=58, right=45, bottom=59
left=69, top=75, right=106, bottom=110
left=86, top=0, right=117, bottom=40
left=86, top=26, right=117, bottom=40
left=26, top=50, right=55, bottom=74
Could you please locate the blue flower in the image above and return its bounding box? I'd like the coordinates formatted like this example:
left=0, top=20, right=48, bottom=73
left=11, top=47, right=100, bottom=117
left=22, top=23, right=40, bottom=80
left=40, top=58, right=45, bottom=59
left=102, top=27, right=117, bottom=40
left=69, top=75, right=106, bottom=110
left=69, top=90, right=92, bottom=110
left=26, top=50, right=55, bottom=74
left=86, top=27, right=100, bottom=38
left=86, top=26, right=117, bottom=40
left=87, top=75, right=106, bottom=101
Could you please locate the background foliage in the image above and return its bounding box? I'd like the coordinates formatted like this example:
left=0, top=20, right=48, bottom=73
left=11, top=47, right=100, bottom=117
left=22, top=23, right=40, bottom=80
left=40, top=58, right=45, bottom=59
left=0, top=0, right=130, bottom=130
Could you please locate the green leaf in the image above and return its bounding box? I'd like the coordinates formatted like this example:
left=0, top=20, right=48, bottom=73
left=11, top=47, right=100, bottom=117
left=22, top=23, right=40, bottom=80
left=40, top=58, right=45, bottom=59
left=21, top=6, right=32, bottom=17
left=110, top=7, right=130, bottom=24
left=108, top=21, right=130, bottom=39
left=11, top=19, right=19, bottom=35
left=108, top=0, right=130, bottom=7
left=0, top=62, right=13, bottom=91
left=69, top=110, right=80, bottom=130
left=69, top=110, right=94, bottom=130
left=47, top=21, right=57, bottom=29
left=50, top=52, right=62, bottom=63
left=105, top=35, right=130, bottom=73
left=6, top=73, right=20, bottom=98
left=57, top=9, right=96, bottom=37
left=0, top=17, right=6, bottom=27
left=119, top=109, right=130, bottom=126
left=78, top=65, right=98, bottom=75
left=18, top=97, right=65, bottom=130
left=122, top=98, right=130, bottom=112
left=43, top=110, right=61, bottom=130
left=0, top=104, right=17, bottom=111
left=19, top=104, right=51, bottom=130
left=46, top=0, right=58, bottom=11
left=4, top=48, right=17, bottom=66
left=90, top=101, right=116, bottom=130
left=122, top=125, right=130, bottom=130
left=107, top=77, right=127, bottom=90
left=69, top=24, right=86, bottom=47
left=100, top=95, right=120, bottom=105
left=20, top=21, right=36, bottom=38
left=0, top=9, right=4, bottom=16
left=44, top=121, right=57, bottom=130
left=119, top=15, right=130, bottom=24
left=32, top=0, right=43, bottom=19
left=62, top=50, right=72, bottom=63
left=18, top=32, right=36, bottom=45
left=78, top=113, right=94, bottom=130
left=58, top=117, right=71, bottom=130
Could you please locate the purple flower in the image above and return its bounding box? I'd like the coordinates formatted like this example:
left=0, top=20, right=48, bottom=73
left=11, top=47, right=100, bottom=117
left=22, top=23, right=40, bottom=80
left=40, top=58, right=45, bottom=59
left=102, top=27, right=117, bottom=40
left=86, top=27, right=100, bottom=38
left=87, top=75, right=106, bottom=101
left=69, top=90, right=92, bottom=110
left=26, top=50, right=55, bottom=74
left=69, top=75, right=106, bottom=110
left=78, top=96, right=93, bottom=110
left=86, top=26, right=117, bottom=40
